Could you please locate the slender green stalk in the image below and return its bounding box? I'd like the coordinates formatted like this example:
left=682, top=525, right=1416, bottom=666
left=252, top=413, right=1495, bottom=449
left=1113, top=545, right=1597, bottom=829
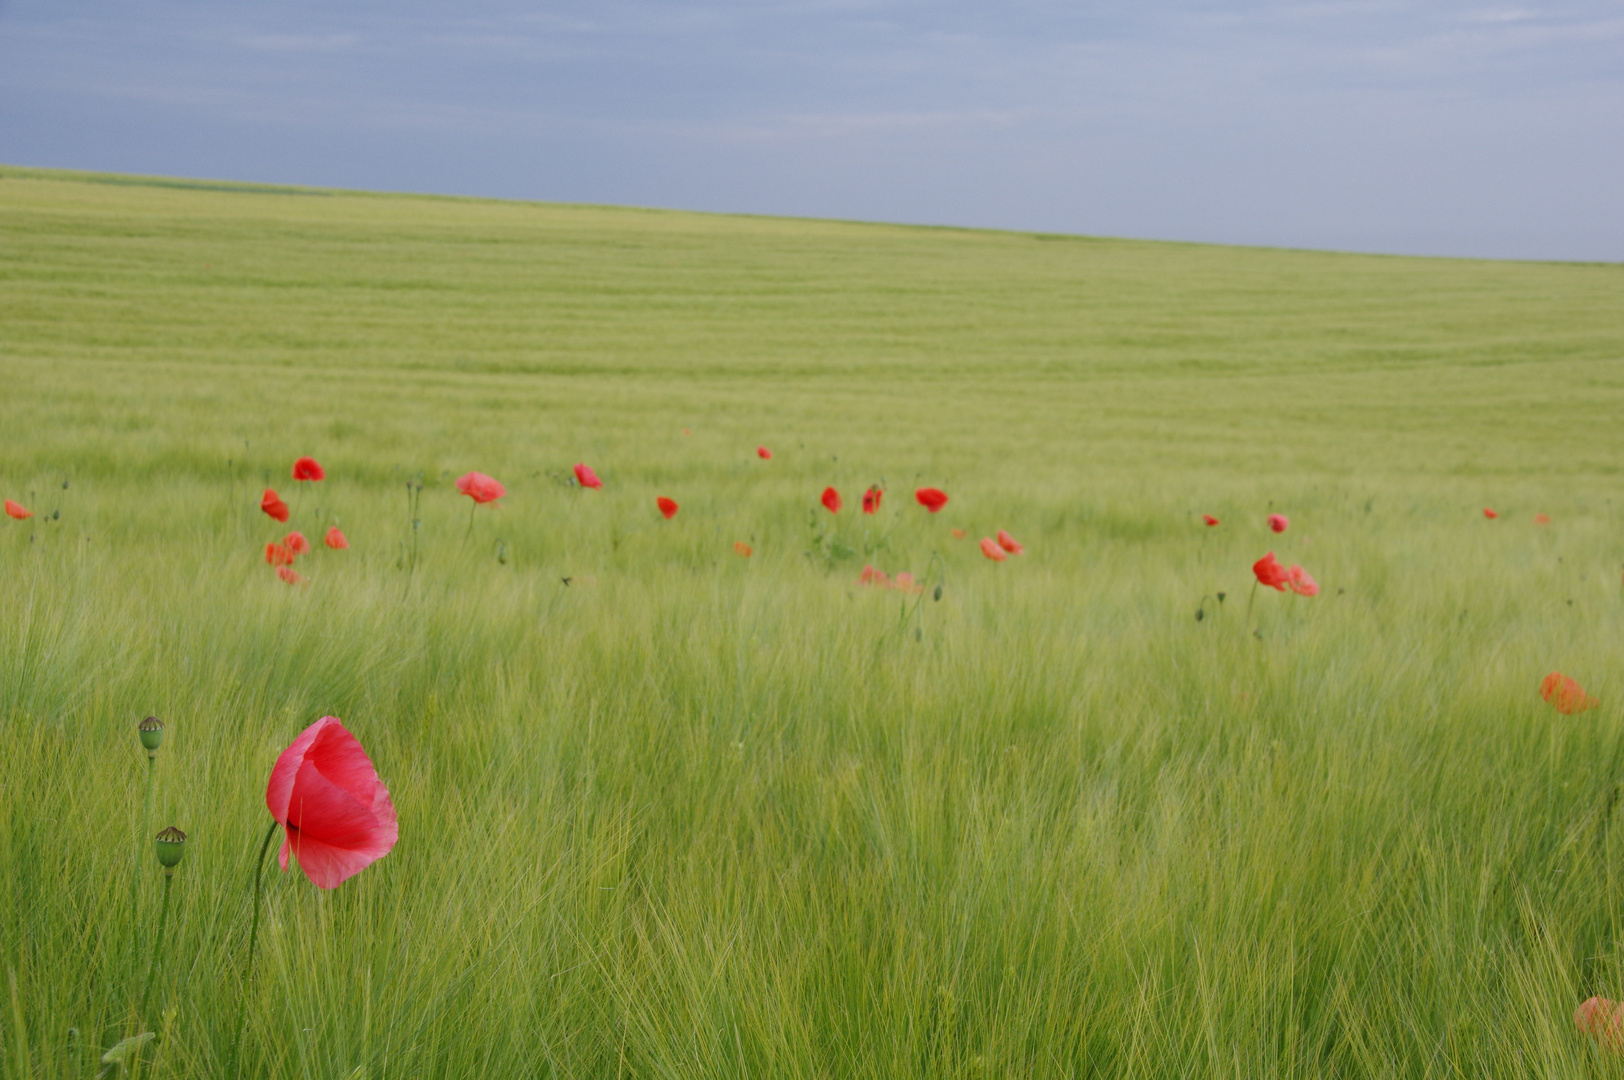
left=230, top=820, right=280, bottom=1080
left=137, top=874, right=172, bottom=1026
left=129, top=753, right=155, bottom=990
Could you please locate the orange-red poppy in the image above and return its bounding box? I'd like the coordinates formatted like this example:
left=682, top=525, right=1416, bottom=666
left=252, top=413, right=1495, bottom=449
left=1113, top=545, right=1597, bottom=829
left=573, top=463, right=602, bottom=490
left=996, top=529, right=1024, bottom=555
left=757, top=446, right=772, bottom=460
left=1534, top=513, right=1551, bottom=524
left=1285, top=564, right=1318, bottom=596
left=915, top=487, right=949, bottom=513
left=261, top=489, right=290, bottom=523
left=1268, top=514, right=1289, bottom=533
left=951, top=528, right=966, bottom=540
left=292, top=456, right=325, bottom=482
left=1203, top=515, right=1220, bottom=526
left=821, top=487, right=841, bottom=514
left=325, top=527, right=348, bottom=550
left=3, top=499, right=30, bottom=520
left=1541, top=672, right=1599, bottom=715
left=284, top=531, right=311, bottom=556
left=858, top=564, right=889, bottom=587
left=862, top=486, right=882, bottom=514
left=276, top=566, right=304, bottom=586
left=893, top=572, right=923, bottom=594
left=1253, top=552, right=1289, bottom=591
left=456, top=472, right=505, bottom=503
left=734, top=541, right=752, bottom=557
left=265, top=542, right=295, bottom=566
left=657, top=496, right=679, bottom=519
left=1577, top=997, right=1624, bottom=1050
left=1482, top=508, right=1498, bottom=519
left=980, top=538, right=1007, bottom=562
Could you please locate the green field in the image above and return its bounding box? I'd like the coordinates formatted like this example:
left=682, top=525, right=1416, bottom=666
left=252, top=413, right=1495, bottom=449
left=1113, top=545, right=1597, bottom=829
left=3, top=164, right=1624, bottom=1078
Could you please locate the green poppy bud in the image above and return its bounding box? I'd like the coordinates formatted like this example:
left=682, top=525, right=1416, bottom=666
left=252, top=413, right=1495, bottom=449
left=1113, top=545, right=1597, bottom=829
left=138, top=716, right=164, bottom=753
left=154, top=826, right=187, bottom=873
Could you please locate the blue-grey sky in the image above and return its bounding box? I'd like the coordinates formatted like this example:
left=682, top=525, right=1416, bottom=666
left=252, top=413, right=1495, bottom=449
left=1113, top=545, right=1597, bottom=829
left=2, top=0, right=1620, bottom=260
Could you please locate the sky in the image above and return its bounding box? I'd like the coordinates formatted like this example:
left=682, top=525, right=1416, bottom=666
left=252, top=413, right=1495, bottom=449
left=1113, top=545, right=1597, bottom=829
left=1, top=0, right=1621, bottom=260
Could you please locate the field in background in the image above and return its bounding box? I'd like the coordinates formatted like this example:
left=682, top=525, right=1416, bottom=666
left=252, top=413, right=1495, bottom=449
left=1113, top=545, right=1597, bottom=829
left=2, top=165, right=1624, bottom=1078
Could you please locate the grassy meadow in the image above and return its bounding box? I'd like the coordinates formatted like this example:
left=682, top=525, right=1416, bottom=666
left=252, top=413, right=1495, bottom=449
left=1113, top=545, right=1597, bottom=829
left=3, top=164, right=1624, bottom=1077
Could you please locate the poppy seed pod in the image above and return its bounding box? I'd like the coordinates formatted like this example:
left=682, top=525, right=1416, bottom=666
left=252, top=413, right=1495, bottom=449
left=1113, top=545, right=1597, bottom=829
left=154, top=826, right=187, bottom=873
left=138, top=716, right=164, bottom=753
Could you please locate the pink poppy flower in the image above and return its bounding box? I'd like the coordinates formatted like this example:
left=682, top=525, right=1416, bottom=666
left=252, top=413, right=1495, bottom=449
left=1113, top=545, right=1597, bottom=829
left=266, top=717, right=397, bottom=889
left=573, top=463, right=602, bottom=490
left=858, top=564, right=889, bottom=587
left=276, top=566, right=304, bottom=586
left=1268, top=514, right=1289, bottom=533
left=1577, top=997, right=1624, bottom=1050
left=980, top=538, right=1007, bottom=562
left=456, top=472, right=505, bottom=504
left=1285, top=564, right=1318, bottom=596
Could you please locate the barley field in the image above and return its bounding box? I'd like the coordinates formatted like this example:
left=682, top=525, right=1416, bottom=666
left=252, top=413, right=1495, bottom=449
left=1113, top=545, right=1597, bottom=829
left=2, top=165, right=1623, bottom=1078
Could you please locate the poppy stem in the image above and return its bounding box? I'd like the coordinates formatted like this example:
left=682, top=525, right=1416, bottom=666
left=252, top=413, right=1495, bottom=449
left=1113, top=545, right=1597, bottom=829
left=137, top=873, right=172, bottom=1027
left=130, top=753, right=156, bottom=992
left=1245, top=581, right=1259, bottom=633
left=466, top=500, right=476, bottom=541
left=230, top=819, right=280, bottom=1080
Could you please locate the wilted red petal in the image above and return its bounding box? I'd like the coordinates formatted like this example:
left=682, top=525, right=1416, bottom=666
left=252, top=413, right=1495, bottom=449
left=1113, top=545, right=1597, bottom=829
left=734, top=541, right=752, bottom=557
left=1203, top=515, right=1220, bottom=527
left=915, top=487, right=949, bottom=513
left=1252, top=552, right=1289, bottom=591
left=292, top=456, right=325, bottom=482
left=261, top=489, right=289, bottom=523
left=324, top=527, right=348, bottom=550
left=3, top=499, right=30, bottom=520
left=1268, top=514, right=1289, bottom=534
left=456, top=472, right=506, bottom=504
left=656, top=496, right=679, bottom=519
left=757, top=446, right=772, bottom=460
left=821, top=487, right=842, bottom=514
left=980, top=538, right=1008, bottom=562
left=572, top=463, right=602, bottom=490
left=996, top=529, right=1024, bottom=555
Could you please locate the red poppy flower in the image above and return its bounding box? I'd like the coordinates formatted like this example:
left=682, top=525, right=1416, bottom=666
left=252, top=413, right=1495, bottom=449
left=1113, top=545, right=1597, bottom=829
left=996, top=529, right=1024, bottom=555
left=276, top=566, right=304, bottom=586
left=1285, top=564, right=1318, bottom=596
left=657, top=496, right=679, bottom=519
left=265, top=716, right=397, bottom=889
left=734, top=541, right=752, bottom=557
left=915, top=488, right=949, bottom=513
left=1268, top=514, right=1289, bottom=534
left=1482, top=508, right=1498, bottom=519
left=951, top=528, right=966, bottom=540
left=325, top=527, right=348, bottom=550
left=1577, top=997, right=1624, bottom=1050
left=1534, top=513, right=1551, bottom=525
left=1541, top=672, right=1599, bottom=715
left=757, top=446, right=772, bottom=460
left=1203, top=515, right=1220, bottom=527
left=859, top=564, right=889, bottom=587
left=265, top=543, right=294, bottom=567
left=292, top=456, right=325, bottom=482
left=261, top=489, right=290, bottom=523
left=284, top=531, right=311, bottom=556
left=821, top=487, right=842, bottom=514
left=455, top=472, right=505, bottom=504
left=4, top=499, right=31, bottom=520
left=1253, top=552, right=1289, bottom=591
left=572, top=463, right=602, bottom=490
left=862, top=486, right=882, bottom=514
left=893, top=572, right=923, bottom=594
left=980, top=538, right=1008, bottom=562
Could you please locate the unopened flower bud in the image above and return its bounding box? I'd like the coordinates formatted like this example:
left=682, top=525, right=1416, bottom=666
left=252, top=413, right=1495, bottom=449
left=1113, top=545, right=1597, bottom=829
left=138, top=716, right=164, bottom=753
left=154, top=826, right=187, bottom=872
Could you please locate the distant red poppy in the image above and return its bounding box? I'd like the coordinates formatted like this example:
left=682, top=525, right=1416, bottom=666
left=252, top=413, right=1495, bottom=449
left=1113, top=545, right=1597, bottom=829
left=1253, top=552, right=1289, bottom=591
left=3, top=499, right=30, bottom=520
left=284, top=531, right=311, bottom=556
left=1541, top=672, right=1599, bottom=715
left=915, top=488, right=949, bottom=513
left=821, top=487, right=842, bottom=514
left=261, top=489, right=290, bottom=523
left=1534, top=513, right=1551, bottom=524
left=657, top=496, right=679, bottom=519
left=757, top=446, right=772, bottom=460
left=862, top=486, right=882, bottom=514
left=980, top=538, right=1007, bottom=562
left=1268, top=514, right=1289, bottom=533
left=1576, top=997, right=1624, bottom=1050
left=1482, top=508, right=1498, bottom=519
left=1203, top=515, right=1220, bottom=527
left=324, top=527, right=348, bottom=550
left=1285, top=564, right=1319, bottom=597
left=951, top=528, right=967, bottom=540
left=573, top=463, right=602, bottom=490
left=292, top=457, right=325, bottom=482
left=276, top=566, right=304, bottom=586
left=858, top=564, right=889, bottom=587
left=682, top=428, right=691, bottom=435
left=456, top=472, right=505, bottom=504
left=265, top=542, right=294, bottom=567
left=266, top=716, right=397, bottom=889
left=893, top=572, right=922, bottom=594
left=996, top=529, right=1024, bottom=555
left=734, top=541, right=752, bottom=557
